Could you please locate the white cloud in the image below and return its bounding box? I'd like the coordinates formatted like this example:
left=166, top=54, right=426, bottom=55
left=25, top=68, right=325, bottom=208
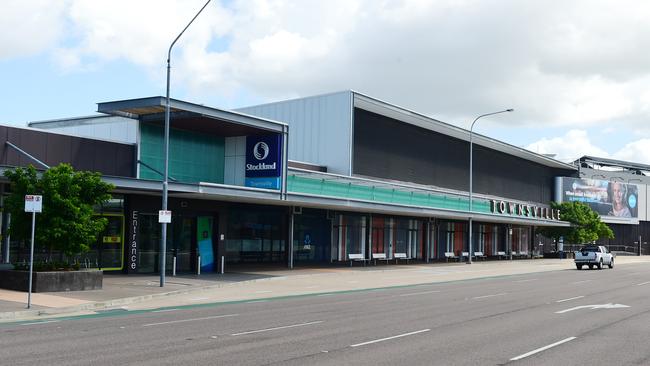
left=525, top=130, right=608, bottom=162
left=2, top=0, right=650, bottom=144
left=612, top=139, right=650, bottom=165
left=0, top=0, right=66, bottom=60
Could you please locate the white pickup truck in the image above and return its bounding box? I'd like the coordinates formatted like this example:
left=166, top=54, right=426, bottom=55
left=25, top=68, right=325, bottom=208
left=574, top=245, right=614, bottom=270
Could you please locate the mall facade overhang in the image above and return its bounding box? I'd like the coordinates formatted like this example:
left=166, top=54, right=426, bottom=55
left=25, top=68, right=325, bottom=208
left=90, top=168, right=569, bottom=228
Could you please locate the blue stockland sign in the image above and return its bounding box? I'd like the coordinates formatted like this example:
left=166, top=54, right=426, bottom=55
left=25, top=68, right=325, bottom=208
left=245, top=134, right=282, bottom=189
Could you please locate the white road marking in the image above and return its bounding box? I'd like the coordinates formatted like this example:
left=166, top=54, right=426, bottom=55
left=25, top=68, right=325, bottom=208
left=514, top=279, right=538, bottom=283
left=472, top=293, right=507, bottom=300
left=510, top=337, right=576, bottom=361
left=636, top=281, right=650, bottom=286
left=231, top=320, right=323, bottom=336
left=556, top=296, right=584, bottom=303
left=20, top=320, right=60, bottom=326
left=317, top=293, right=334, bottom=297
left=142, top=314, right=238, bottom=327
left=350, top=329, right=430, bottom=348
left=190, top=297, right=209, bottom=301
left=398, top=290, right=441, bottom=297
left=555, top=303, right=630, bottom=314
left=245, top=300, right=268, bottom=304
left=152, top=308, right=180, bottom=313
left=570, top=280, right=592, bottom=285
left=254, top=290, right=272, bottom=294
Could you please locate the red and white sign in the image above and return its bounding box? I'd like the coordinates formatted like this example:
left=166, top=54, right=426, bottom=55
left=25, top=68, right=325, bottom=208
left=24, top=195, right=43, bottom=213
left=158, top=210, right=172, bottom=223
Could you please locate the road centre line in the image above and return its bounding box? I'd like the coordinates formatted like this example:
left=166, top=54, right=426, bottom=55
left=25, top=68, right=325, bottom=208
left=142, top=314, right=238, bottom=327
left=472, top=293, right=507, bottom=300
left=510, top=337, right=576, bottom=361
left=570, top=280, right=592, bottom=285
left=350, top=329, right=430, bottom=348
left=20, top=320, right=60, bottom=326
left=636, top=281, right=650, bottom=286
left=231, top=320, right=323, bottom=336
left=556, top=296, right=584, bottom=303
left=398, top=290, right=441, bottom=297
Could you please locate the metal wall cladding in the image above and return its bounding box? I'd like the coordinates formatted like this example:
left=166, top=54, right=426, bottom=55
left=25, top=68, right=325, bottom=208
left=31, top=116, right=137, bottom=144
left=352, top=108, right=574, bottom=203
left=236, top=91, right=353, bottom=175
left=0, top=125, right=135, bottom=177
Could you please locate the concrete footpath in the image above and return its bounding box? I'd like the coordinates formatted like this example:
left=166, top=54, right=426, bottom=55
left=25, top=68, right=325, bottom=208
left=1, top=257, right=648, bottom=322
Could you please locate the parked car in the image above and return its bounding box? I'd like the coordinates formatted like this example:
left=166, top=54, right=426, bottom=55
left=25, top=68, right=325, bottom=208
left=574, top=245, right=614, bottom=270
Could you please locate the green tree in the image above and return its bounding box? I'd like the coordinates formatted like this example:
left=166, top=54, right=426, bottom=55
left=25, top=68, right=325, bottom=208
left=537, top=201, right=614, bottom=248
left=4, top=164, right=115, bottom=259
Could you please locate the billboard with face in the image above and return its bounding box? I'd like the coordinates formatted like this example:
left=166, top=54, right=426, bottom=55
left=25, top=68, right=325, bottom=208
left=556, top=177, right=638, bottom=219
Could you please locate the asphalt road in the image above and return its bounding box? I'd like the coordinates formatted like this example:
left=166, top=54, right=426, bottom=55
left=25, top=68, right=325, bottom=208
left=1, top=262, right=649, bottom=366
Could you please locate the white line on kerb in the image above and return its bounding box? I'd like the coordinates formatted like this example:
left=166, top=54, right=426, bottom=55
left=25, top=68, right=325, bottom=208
left=142, top=314, right=238, bottom=327
left=398, top=290, right=441, bottom=297
left=510, top=337, right=576, bottom=361
left=152, top=308, right=180, bottom=313
left=637, top=281, right=650, bottom=286
left=556, top=296, right=585, bottom=303
left=20, top=320, right=60, bottom=326
left=231, top=320, right=323, bottom=336
left=350, top=329, right=430, bottom=348
left=472, top=293, right=507, bottom=300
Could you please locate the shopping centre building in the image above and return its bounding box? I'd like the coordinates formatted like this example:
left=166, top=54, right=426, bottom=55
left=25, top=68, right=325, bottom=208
left=0, top=91, right=645, bottom=274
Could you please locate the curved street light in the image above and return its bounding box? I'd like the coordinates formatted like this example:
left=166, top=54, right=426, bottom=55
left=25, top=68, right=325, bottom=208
left=468, top=109, right=514, bottom=264
left=160, top=0, right=212, bottom=287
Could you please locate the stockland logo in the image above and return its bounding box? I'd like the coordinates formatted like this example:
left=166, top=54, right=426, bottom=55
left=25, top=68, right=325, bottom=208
left=253, top=142, right=270, bottom=160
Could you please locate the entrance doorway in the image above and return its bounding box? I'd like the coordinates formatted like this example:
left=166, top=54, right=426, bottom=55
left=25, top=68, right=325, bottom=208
left=136, top=213, right=217, bottom=274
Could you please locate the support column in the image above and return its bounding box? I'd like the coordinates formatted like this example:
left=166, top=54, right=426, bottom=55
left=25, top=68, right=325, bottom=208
left=288, top=211, right=294, bottom=269
left=508, top=225, right=513, bottom=260
left=425, top=220, right=431, bottom=263
left=216, top=209, right=228, bottom=274
left=0, top=187, right=8, bottom=264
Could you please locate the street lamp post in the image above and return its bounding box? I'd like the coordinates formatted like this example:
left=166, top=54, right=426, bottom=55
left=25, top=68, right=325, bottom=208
left=468, top=109, right=513, bottom=264
left=160, top=0, right=212, bottom=287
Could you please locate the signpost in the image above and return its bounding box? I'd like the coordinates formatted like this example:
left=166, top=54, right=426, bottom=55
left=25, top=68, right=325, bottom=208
left=24, top=195, right=42, bottom=309
left=158, top=210, right=172, bottom=224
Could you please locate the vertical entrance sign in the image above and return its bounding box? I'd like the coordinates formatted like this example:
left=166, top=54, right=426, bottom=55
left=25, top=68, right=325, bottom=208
left=24, top=195, right=42, bottom=309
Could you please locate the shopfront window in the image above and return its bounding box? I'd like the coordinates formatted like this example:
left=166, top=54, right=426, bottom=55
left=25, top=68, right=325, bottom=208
left=226, top=206, right=286, bottom=263
left=438, top=221, right=466, bottom=257
left=333, top=214, right=367, bottom=261
left=512, top=227, right=531, bottom=254
left=293, top=209, right=331, bottom=263
left=393, top=218, right=422, bottom=259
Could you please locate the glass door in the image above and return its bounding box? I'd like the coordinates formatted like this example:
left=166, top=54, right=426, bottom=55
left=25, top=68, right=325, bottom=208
left=173, top=217, right=196, bottom=273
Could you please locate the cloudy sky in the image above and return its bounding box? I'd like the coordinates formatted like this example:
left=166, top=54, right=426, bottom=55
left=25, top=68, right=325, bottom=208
left=2, top=0, right=649, bottom=163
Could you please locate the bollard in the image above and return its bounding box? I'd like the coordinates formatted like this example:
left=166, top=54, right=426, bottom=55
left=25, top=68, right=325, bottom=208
left=197, top=256, right=201, bottom=276
left=221, top=256, right=225, bottom=274
left=172, top=256, right=176, bottom=277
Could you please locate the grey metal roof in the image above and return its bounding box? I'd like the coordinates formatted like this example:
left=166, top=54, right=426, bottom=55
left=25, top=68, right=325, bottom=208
left=576, top=155, right=650, bottom=174
left=97, top=96, right=287, bottom=133
left=351, top=91, right=577, bottom=171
